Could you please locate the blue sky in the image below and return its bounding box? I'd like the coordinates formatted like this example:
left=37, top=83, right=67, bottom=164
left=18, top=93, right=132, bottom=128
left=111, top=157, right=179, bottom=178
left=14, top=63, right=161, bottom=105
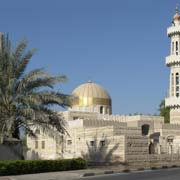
left=0, top=0, right=178, bottom=114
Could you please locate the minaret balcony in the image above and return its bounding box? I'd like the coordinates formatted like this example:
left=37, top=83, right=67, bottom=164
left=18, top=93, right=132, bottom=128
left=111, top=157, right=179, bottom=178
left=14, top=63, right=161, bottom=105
left=165, top=97, right=180, bottom=108
left=166, top=55, right=180, bottom=66
left=167, top=26, right=180, bottom=37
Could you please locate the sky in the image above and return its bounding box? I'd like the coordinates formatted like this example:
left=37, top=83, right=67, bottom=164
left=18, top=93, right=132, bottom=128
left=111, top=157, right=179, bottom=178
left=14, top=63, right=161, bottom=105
left=0, top=0, right=178, bottom=115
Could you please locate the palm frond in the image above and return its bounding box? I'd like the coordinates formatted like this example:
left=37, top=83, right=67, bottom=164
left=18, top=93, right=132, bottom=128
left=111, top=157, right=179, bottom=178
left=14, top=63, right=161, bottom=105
left=0, top=34, right=70, bottom=140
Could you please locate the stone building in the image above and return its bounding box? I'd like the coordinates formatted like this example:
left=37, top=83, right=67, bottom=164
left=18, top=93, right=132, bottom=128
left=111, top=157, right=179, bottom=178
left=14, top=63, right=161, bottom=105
left=26, top=6, right=180, bottom=164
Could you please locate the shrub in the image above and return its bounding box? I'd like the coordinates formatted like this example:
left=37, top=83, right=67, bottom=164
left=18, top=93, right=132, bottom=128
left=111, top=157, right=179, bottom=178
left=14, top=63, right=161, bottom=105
left=162, top=166, right=168, bottom=169
left=0, top=158, right=87, bottom=176
left=137, top=168, right=144, bottom=171
left=123, top=169, right=130, bottom=173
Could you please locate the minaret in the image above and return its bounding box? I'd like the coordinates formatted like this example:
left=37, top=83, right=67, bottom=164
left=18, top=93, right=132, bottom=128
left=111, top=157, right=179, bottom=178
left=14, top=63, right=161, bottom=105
left=165, top=5, right=180, bottom=124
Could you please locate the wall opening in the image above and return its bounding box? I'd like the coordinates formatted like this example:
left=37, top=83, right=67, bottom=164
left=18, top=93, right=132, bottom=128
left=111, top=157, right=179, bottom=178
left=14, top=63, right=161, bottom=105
left=100, top=106, right=103, bottom=114
left=141, top=124, right=150, bottom=136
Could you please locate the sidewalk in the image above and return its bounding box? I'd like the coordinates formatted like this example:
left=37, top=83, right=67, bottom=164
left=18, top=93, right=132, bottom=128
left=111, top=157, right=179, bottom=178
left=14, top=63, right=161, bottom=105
left=0, top=165, right=127, bottom=180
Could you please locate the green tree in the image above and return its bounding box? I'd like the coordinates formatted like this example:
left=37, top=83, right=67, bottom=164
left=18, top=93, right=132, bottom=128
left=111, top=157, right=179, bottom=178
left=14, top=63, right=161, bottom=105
left=0, top=34, right=70, bottom=142
left=158, top=99, right=170, bottom=123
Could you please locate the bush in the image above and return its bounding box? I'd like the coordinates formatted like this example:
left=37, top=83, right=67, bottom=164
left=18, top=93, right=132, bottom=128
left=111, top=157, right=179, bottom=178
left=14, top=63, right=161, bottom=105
left=0, top=158, right=87, bottom=176
left=123, top=169, right=130, bottom=173
left=162, top=166, right=168, bottom=169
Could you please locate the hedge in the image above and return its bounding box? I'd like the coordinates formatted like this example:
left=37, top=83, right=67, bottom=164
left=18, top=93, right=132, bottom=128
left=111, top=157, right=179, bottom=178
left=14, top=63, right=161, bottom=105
left=0, top=158, right=87, bottom=176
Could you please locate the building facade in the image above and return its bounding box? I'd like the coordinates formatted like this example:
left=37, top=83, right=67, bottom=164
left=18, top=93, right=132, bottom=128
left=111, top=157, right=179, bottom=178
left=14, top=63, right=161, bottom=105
left=26, top=6, right=180, bottom=164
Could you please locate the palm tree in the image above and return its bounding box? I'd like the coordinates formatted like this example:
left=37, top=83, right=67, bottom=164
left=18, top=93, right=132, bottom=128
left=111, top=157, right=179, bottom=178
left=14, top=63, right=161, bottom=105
left=0, top=34, right=70, bottom=142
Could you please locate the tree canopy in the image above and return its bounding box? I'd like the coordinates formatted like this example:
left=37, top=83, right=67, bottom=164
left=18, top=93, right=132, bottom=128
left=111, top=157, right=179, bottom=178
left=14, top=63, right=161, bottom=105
left=158, top=99, right=170, bottom=123
left=0, top=34, right=70, bottom=141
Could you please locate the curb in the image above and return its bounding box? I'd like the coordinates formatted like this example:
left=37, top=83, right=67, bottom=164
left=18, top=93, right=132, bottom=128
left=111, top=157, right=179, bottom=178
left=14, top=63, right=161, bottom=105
left=82, top=165, right=180, bottom=177
left=83, top=170, right=129, bottom=177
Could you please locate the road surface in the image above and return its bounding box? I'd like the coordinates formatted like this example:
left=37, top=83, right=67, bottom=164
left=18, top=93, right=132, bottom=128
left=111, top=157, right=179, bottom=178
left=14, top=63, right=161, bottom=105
left=77, top=168, right=180, bottom=180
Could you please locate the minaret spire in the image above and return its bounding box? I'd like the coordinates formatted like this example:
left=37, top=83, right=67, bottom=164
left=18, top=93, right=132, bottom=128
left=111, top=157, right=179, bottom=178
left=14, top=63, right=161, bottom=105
left=176, top=4, right=179, bottom=14
left=173, top=4, right=180, bottom=24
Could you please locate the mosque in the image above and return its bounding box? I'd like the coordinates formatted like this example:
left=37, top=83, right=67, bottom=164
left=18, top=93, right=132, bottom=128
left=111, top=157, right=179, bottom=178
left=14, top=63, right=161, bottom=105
left=26, top=6, right=180, bottom=164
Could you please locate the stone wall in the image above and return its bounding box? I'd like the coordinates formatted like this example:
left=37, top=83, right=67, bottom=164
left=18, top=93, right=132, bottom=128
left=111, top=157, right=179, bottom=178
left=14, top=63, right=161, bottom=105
left=0, top=143, right=23, bottom=160
left=64, top=126, right=126, bottom=162
left=162, top=124, right=180, bottom=136
left=124, top=135, right=149, bottom=160
left=63, top=111, right=164, bottom=124
left=26, top=131, right=62, bottom=160
left=126, top=154, right=180, bottom=167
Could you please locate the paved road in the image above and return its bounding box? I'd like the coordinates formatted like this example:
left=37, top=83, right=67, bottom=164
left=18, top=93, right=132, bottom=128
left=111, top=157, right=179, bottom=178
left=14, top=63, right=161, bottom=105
left=3, top=167, right=180, bottom=180
left=76, top=168, right=180, bottom=180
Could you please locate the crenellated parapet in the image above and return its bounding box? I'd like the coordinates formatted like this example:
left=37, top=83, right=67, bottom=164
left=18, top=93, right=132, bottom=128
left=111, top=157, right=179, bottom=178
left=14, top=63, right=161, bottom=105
left=166, top=55, right=180, bottom=66
left=165, top=97, right=180, bottom=108
left=167, top=26, right=180, bottom=37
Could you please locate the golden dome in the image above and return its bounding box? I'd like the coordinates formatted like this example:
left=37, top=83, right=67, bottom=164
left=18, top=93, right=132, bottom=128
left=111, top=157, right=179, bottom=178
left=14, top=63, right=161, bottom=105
left=71, top=81, right=111, bottom=107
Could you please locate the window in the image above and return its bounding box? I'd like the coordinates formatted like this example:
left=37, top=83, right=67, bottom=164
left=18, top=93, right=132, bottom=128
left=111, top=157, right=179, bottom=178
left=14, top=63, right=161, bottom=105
left=172, top=73, right=174, bottom=96
left=172, top=73, right=174, bottom=85
left=90, top=141, right=94, bottom=146
left=176, top=86, right=179, bottom=91
left=42, top=141, right=45, bottom=149
left=35, top=141, right=38, bottom=149
left=100, top=106, right=103, bottom=114
left=141, top=124, right=150, bottom=136
left=176, top=93, right=179, bottom=97
left=172, top=42, right=174, bottom=54
left=67, top=140, right=72, bottom=145
left=176, top=73, right=179, bottom=85
left=176, top=41, right=178, bottom=55
left=100, top=140, right=105, bottom=147
left=176, top=41, right=178, bottom=51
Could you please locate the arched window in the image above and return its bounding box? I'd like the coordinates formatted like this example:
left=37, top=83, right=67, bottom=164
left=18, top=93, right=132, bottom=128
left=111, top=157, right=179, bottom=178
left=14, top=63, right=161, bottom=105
left=100, top=106, right=103, bottom=114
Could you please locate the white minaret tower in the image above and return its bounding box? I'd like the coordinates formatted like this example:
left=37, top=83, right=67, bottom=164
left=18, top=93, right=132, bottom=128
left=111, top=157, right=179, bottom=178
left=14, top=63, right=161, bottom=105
left=165, top=6, right=180, bottom=124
